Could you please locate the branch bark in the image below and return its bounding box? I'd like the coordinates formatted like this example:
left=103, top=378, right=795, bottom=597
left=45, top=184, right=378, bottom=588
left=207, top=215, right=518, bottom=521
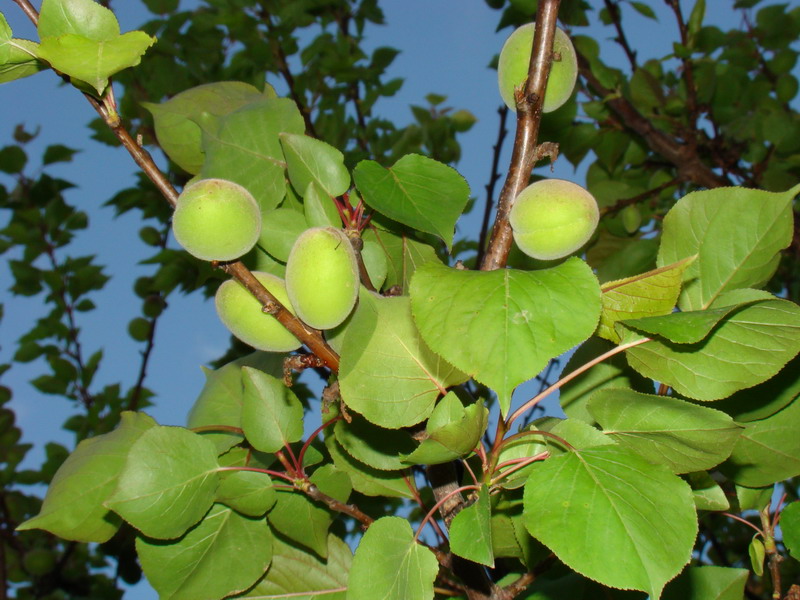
left=577, top=55, right=729, bottom=190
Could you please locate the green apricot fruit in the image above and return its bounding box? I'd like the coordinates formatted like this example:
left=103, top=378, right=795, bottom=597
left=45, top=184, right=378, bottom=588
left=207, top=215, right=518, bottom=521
left=215, top=271, right=301, bottom=352
left=172, top=178, right=261, bottom=261
left=285, top=227, right=359, bottom=330
left=497, top=23, right=578, bottom=113
left=509, top=179, right=599, bottom=261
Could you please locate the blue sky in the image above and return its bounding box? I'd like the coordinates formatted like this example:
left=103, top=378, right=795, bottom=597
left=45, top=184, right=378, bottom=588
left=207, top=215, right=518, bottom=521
left=1, top=1, right=752, bottom=597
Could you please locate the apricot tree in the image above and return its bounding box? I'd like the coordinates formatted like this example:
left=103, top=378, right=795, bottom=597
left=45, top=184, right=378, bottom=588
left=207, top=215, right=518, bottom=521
left=2, top=1, right=800, bottom=599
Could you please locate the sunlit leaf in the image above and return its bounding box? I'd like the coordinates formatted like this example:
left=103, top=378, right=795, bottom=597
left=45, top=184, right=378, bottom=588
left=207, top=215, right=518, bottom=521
left=339, top=290, right=466, bottom=429
left=589, top=390, right=742, bottom=473
left=523, top=445, right=696, bottom=598
left=38, top=31, right=155, bottom=95
left=137, top=503, right=272, bottom=600
left=17, top=411, right=155, bottom=542
left=411, top=260, right=601, bottom=415
left=201, top=98, right=305, bottom=209
left=236, top=534, right=351, bottom=599
left=624, top=298, right=800, bottom=401
left=347, top=517, right=438, bottom=600
left=598, top=257, right=694, bottom=343
left=143, top=81, right=267, bottom=174
left=354, top=154, right=470, bottom=249
left=279, top=133, right=350, bottom=197
left=658, top=185, right=800, bottom=310
left=106, top=425, right=220, bottom=539
left=450, top=485, right=493, bottom=567
left=241, top=367, right=303, bottom=453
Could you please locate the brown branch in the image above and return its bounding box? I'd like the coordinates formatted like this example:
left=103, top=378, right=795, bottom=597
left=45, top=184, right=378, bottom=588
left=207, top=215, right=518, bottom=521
left=600, top=176, right=681, bottom=217
left=577, top=55, right=729, bottom=190
left=10, top=0, right=38, bottom=23
left=502, top=554, right=556, bottom=598
left=476, top=106, right=509, bottom=266
left=480, top=0, right=563, bottom=271
left=220, top=262, right=340, bottom=371
left=304, top=483, right=374, bottom=528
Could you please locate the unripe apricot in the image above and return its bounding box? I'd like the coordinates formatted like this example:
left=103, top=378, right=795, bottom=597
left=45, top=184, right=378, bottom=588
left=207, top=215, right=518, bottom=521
left=497, top=23, right=578, bottom=113
left=172, top=178, right=261, bottom=261
left=509, top=179, right=599, bottom=261
left=215, top=272, right=301, bottom=352
left=285, top=227, right=359, bottom=330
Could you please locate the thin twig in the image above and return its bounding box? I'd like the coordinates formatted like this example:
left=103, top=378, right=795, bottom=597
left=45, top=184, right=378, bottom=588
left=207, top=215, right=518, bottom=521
left=603, top=0, right=637, bottom=70
left=476, top=106, right=509, bottom=266
left=600, top=177, right=681, bottom=217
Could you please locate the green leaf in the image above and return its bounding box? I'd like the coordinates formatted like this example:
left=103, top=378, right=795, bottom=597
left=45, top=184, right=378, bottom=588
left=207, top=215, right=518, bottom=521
left=523, top=446, right=697, bottom=599
left=106, top=425, right=220, bottom=539
left=268, top=487, right=335, bottom=558
left=735, top=484, right=773, bottom=512
left=749, top=537, right=765, bottom=576
left=410, top=260, right=601, bottom=415
left=201, top=98, right=306, bottom=209
left=657, top=185, right=799, bottom=311
left=334, top=412, right=417, bottom=471
left=257, top=206, right=309, bottom=262
left=188, top=353, right=283, bottom=453
left=17, top=411, right=155, bottom=542
left=0, top=12, right=11, bottom=63
left=0, top=145, right=26, bottom=174
left=598, top=257, right=694, bottom=343
left=781, top=501, right=800, bottom=560
left=661, top=566, right=748, bottom=600
left=624, top=298, right=800, bottom=401
left=339, top=290, right=466, bottom=429
left=362, top=227, right=440, bottom=293
left=347, top=516, right=438, bottom=600
left=684, top=471, right=730, bottom=511
left=215, top=470, right=276, bottom=517
left=43, top=143, right=79, bottom=165
left=279, top=133, right=350, bottom=197
left=137, top=503, right=272, bottom=600
left=402, top=391, right=489, bottom=465
left=325, top=437, right=413, bottom=499
left=687, top=0, right=706, bottom=40
left=493, top=428, right=548, bottom=490
left=630, top=2, right=658, bottom=20
left=0, top=38, right=44, bottom=84
left=618, top=292, right=771, bottom=344
left=38, top=0, right=119, bottom=40
left=588, top=390, right=742, bottom=473
left=546, top=418, right=615, bottom=452
left=559, top=338, right=650, bottom=424
left=236, top=534, right=350, bottom=599
left=353, top=154, right=470, bottom=249
left=304, top=181, right=342, bottom=229
left=450, top=485, right=493, bottom=567
left=143, top=81, right=267, bottom=174
left=241, top=367, right=303, bottom=453
left=712, top=354, right=800, bottom=422
left=37, top=31, right=155, bottom=95
left=721, top=396, right=800, bottom=487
